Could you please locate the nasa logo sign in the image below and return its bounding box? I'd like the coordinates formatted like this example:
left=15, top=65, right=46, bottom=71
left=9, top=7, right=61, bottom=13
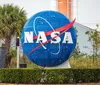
left=21, top=11, right=76, bottom=67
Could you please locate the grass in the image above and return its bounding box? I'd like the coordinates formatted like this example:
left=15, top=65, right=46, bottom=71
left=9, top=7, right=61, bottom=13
left=10, top=56, right=100, bottom=69
left=70, top=57, right=100, bottom=68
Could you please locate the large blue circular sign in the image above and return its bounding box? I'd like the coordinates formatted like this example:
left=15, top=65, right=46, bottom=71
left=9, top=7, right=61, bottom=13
left=21, top=11, right=76, bottom=67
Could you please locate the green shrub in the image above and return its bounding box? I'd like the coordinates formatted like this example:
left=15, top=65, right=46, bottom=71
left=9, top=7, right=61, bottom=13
left=0, top=68, right=100, bottom=84
left=72, top=69, right=100, bottom=83
left=21, top=69, right=42, bottom=83
left=45, top=69, right=73, bottom=84
left=0, top=69, right=42, bottom=83
left=0, top=69, right=22, bottom=83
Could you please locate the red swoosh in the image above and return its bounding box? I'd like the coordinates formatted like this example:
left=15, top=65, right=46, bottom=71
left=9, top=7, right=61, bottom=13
left=33, top=20, right=75, bottom=39
left=28, top=19, right=76, bottom=54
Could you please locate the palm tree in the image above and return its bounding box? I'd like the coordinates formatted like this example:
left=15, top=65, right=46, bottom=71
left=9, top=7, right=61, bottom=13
left=0, top=4, right=27, bottom=67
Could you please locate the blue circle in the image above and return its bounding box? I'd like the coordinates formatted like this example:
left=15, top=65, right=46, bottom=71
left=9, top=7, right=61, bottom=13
left=21, top=11, right=76, bottom=67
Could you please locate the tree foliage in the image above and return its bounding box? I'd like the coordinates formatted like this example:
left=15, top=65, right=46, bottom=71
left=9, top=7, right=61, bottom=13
left=0, top=4, right=27, bottom=38
left=85, top=24, right=100, bottom=63
left=85, top=24, right=100, bottom=56
left=0, top=4, right=27, bottom=67
left=72, top=27, right=80, bottom=58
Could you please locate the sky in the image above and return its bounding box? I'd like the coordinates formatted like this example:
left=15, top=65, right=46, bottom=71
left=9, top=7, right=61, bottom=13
left=77, top=0, right=100, bottom=29
left=0, top=0, right=55, bottom=18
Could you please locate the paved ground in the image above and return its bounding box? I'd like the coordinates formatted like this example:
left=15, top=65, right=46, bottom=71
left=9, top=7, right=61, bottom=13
left=0, top=83, right=100, bottom=85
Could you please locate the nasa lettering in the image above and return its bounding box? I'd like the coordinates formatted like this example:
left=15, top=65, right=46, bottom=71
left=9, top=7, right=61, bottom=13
left=21, top=11, right=76, bottom=67
left=24, top=31, right=73, bottom=44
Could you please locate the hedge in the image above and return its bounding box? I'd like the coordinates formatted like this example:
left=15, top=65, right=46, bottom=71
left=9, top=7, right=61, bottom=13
left=0, top=69, right=42, bottom=83
left=0, top=68, right=100, bottom=84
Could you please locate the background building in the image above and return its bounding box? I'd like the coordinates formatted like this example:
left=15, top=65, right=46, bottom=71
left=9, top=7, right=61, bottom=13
left=58, top=0, right=72, bottom=20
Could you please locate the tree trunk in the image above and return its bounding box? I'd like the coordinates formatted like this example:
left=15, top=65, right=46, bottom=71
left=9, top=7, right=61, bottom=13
left=4, top=36, right=11, bottom=68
